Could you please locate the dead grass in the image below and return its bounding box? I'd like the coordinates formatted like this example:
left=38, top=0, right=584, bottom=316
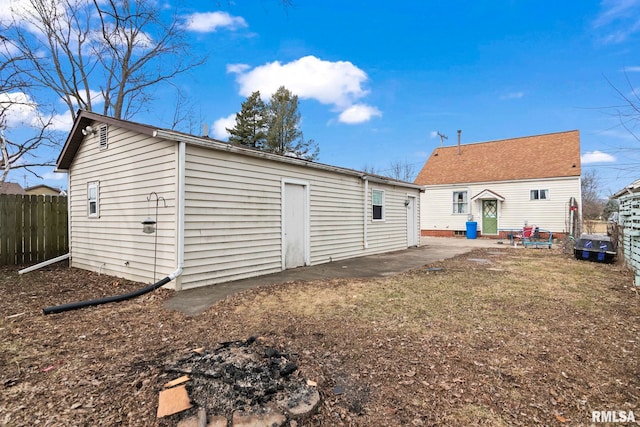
left=1, top=248, right=639, bottom=426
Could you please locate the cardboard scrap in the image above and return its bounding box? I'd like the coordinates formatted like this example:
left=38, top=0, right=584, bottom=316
left=163, top=375, right=190, bottom=388
left=157, top=385, right=192, bottom=417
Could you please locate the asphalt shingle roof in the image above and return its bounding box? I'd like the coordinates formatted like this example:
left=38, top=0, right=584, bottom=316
left=414, top=130, right=581, bottom=185
left=0, top=182, right=26, bottom=195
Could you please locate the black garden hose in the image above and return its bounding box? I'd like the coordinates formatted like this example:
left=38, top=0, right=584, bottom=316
left=43, top=276, right=171, bottom=315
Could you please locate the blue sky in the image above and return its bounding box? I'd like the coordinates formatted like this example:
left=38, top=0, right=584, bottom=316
left=3, top=0, right=640, bottom=196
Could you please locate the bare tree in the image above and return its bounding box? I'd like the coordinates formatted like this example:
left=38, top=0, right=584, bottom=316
left=5, top=0, right=205, bottom=121
left=0, top=35, right=59, bottom=182
left=582, top=169, right=604, bottom=220
left=386, top=160, right=416, bottom=182
left=1, top=114, right=58, bottom=183
left=606, top=72, right=640, bottom=142
left=361, top=164, right=379, bottom=175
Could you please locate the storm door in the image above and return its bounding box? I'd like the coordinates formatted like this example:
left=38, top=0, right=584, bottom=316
left=482, top=199, right=498, bottom=235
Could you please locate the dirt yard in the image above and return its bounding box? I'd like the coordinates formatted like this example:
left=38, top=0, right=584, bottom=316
left=1, top=247, right=639, bottom=426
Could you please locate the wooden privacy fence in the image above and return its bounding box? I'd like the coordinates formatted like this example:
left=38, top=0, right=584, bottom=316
left=0, top=194, right=68, bottom=265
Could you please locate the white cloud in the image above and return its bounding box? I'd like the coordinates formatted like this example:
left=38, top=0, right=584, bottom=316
left=211, top=113, right=236, bottom=140
left=1, top=0, right=74, bottom=35
left=0, top=36, right=20, bottom=56
left=183, top=11, right=247, bottom=33
left=0, top=0, right=32, bottom=22
left=231, top=56, right=370, bottom=109
left=75, top=89, right=104, bottom=108
left=338, top=104, right=382, bottom=124
left=429, top=131, right=439, bottom=139
left=227, top=63, right=250, bottom=74
left=500, top=91, right=524, bottom=100
left=593, top=0, right=640, bottom=27
left=593, top=0, right=640, bottom=44
left=581, top=150, right=616, bottom=164
left=0, top=91, right=74, bottom=131
left=0, top=92, right=39, bottom=127
left=43, top=171, right=67, bottom=181
left=623, top=66, right=640, bottom=72
left=228, top=55, right=380, bottom=124
left=50, top=111, right=74, bottom=132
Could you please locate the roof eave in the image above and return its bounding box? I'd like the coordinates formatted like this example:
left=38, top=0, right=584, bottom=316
left=56, top=110, right=157, bottom=170
left=153, top=128, right=425, bottom=191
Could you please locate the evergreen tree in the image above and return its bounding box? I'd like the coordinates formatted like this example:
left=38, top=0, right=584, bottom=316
left=264, top=86, right=319, bottom=160
left=226, top=91, right=267, bottom=148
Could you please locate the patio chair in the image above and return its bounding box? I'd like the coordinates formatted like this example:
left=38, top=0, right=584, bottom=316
left=522, top=226, right=553, bottom=249
left=512, top=225, right=535, bottom=246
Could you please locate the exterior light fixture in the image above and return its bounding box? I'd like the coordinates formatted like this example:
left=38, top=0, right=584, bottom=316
left=81, top=125, right=98, bottom=136
left=404, top=198, right=410, bottom=207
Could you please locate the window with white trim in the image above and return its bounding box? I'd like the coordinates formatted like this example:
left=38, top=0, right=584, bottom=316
left=452, top=191, right=468, bottom=214
left=530, top=189, right=549, bottom=200
left=88, top=181, right=99, bottom=217
left=98, top=124, right=108, bottom=150
left=372, top=189, right=384, bottom=221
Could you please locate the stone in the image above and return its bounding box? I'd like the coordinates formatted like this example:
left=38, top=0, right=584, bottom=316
left=177, top=415, right=201, bottom=427
left=208, top=415, right=228, bottom=427
left=284, top=388, right=321, bottom=418
left=232, top=410, right=286, bottom=427
left=176, top=411, right=228, bottom=427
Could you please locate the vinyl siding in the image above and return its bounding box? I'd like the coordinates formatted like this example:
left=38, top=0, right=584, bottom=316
left=366, top=186, right=412, bottom=251
left=420, top=177, right=580, bottom=234
left=181, top=145, right=420, bottom=289
left=68, top=123, right=177, bottom=284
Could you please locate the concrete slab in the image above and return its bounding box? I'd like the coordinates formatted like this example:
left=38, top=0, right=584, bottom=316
left=164, top=237, right=505, bottom=316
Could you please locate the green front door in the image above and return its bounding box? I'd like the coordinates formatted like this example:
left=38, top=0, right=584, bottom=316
left=482, top=200, right=498, bottom=235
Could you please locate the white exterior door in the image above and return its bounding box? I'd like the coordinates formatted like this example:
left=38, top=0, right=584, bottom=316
left=283, top=181, right=308, bottom=269
left=406, top=195, right=418, bottom=246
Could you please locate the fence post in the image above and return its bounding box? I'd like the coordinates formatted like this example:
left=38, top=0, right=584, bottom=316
left=0, top=195, right=9, bottom=265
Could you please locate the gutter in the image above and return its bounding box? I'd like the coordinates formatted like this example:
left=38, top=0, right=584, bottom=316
left=152, top=129, right=425, bottom=191
left=43, top=142, right=187, bottom=315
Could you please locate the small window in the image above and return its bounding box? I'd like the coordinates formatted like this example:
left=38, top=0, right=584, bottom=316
left=99, top=125, right=108, bottom=150
left=530, top=189, right=549, bottom=200
left=372, top=189, right=384, bottom=221
left=88, top=181, right=99, bottom=217
left=453, top=191, right=468, bottom=214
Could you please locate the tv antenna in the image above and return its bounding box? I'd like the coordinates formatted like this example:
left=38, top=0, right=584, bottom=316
left=437, top=131, right=448, bottom=147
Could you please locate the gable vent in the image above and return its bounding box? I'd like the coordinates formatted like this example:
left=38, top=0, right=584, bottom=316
left=99, top=125, right=108, bottom=150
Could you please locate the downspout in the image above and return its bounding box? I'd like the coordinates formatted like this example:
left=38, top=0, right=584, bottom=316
left=67, top=169, right=71, bottom=258
left=43, top=141, right=186, bottom=315
left=170, top=141, right=186, bottom=285
left=19, top=253, right=70, bottom=275
left=362, top=176, right=369, bottom=249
